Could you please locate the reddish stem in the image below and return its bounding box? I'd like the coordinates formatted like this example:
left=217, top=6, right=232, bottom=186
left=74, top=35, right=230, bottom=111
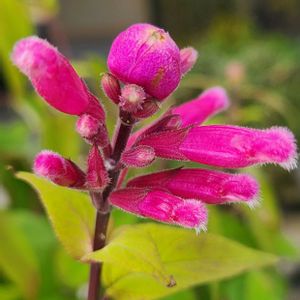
left=87, top=111, right=134, bottom=300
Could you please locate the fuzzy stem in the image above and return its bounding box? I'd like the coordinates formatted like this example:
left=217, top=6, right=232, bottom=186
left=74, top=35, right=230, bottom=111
left=87, top=111, right=134, bottom=300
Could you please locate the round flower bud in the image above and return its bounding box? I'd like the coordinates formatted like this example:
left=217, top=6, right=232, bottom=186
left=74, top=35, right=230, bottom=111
left=108, top=23, right=181, bottom=100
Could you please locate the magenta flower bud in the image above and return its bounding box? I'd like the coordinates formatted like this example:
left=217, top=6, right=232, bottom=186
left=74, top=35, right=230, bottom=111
left=180, top=126, right=297, bottom=170
left=172, top=87, right=230, bottom=126
left=132, top=99, right=160, bottom=119
left=86, top=145, right=109, bottom=191
left=109, top=188, right=208, bottom=230
left=128, top=168, right=259, bottom=207
left=180, top=47, right=198, bottom=76
left=121, top=145, right=155, bottom=168
left=119, top=84, right=146, bottom=113
left=11, top=36, right=104, bottom=118
left=101, top=73, right=121, bottom=104
left=33, top=150, right=86, bottom=188
left=108, top=23, right=181, bottom=100
left=76, top=114, right=109, bottom=146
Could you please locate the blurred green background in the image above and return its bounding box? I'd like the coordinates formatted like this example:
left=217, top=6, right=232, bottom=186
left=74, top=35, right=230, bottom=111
left=1, top=0, right=300, bottom=299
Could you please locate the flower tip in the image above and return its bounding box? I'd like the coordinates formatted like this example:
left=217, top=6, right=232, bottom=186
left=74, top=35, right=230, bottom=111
left=11, top=36, right=45, bottom=75
left=173, top=199, right=208, bottom=230
left=33, top=150, right=58, bottom=176
left=180, top=47, right=198, bottom=76
left=205, top=86, right=230, bottom=110
left=268, top=127, right=298, bottom=171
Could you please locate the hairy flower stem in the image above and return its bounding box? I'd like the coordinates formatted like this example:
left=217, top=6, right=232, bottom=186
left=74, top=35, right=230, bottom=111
left=87, top=111, right=135, bottom=300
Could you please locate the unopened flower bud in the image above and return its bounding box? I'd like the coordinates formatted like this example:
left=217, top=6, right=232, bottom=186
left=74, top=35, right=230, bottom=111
left=119, top=84, right=146, bottom=113
left=121, top=145, right=155, bottom=168
left=101, top=73, right=121, bottom=104
left=33, top=150, right=86, bottom=188
left=76, top=114, right=109, bottom=146
left=132, top=99, right=160, bottom=119
left=11, top=36, right=105, bottom=119
left=108, top=23, right=181, bottom=100
left=180, top=47, right=198, bottom=76
left=86, top=145, right=109, bottom=191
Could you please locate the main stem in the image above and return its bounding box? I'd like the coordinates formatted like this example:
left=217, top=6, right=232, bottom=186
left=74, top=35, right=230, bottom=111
left=87, top=112, right=134, bottom=300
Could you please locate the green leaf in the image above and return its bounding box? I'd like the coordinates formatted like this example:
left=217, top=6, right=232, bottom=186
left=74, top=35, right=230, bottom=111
left=83, top=226, right=174, bottom=287
left=0, top=285, right=20, bottom=300
left=86, top=223, right=278, bottom=300
left=16, top=172, right=96, bottom=259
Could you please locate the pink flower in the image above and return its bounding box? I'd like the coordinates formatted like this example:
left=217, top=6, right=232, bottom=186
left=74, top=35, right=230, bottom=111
left=171, top=86, right=230, bottom=126
left=11, top=36, right=105, bottom=119
left=107, top=23, right=181, bottom=100
left=33, top=150, right=85, bottom=188
left=109, top=188, right=208, bottom=230
left=127, top=168, right=259, bottom=207
left=135, top=123, right=297, bottom=170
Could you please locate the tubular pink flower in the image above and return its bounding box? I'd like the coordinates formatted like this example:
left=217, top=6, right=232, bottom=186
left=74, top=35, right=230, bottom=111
left=136, top=124, right=297, bottom=170
left=109, top=188, right=208, bottom=230
left=86, top=145, right=109, bottom=191
left=180, top=126, right=297, bottom=170
left=108, top=23, right=181, bottom=100
left=171, top=87, right=230, bottom=126
left=180, top=47, right=198, bottom=76
left=121, top=145, right=155, bottom=168
left=128, top=168, right=259, bottom=207
left=33, top=150, right=85, bottom=188
left=11, top=36, right=105, bottom=119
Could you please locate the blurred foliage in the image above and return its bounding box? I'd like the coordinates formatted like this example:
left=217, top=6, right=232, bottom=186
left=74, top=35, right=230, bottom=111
left=0, top=1, right=299, bottom=300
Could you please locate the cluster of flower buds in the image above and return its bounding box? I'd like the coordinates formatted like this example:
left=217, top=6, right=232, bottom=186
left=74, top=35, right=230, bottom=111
left=12, top=36, right=110, bottom=192
left=101, top=23, right=198, bottom=119
left=12, top=23, right=297, bottom=232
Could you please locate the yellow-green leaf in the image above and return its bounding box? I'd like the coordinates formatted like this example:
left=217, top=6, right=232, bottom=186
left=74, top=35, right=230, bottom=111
left=99, top=223, right=278, bottom=300
left=17, top=172, right=95, bottom=259
left=83, top=226, right=174, bottom=287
